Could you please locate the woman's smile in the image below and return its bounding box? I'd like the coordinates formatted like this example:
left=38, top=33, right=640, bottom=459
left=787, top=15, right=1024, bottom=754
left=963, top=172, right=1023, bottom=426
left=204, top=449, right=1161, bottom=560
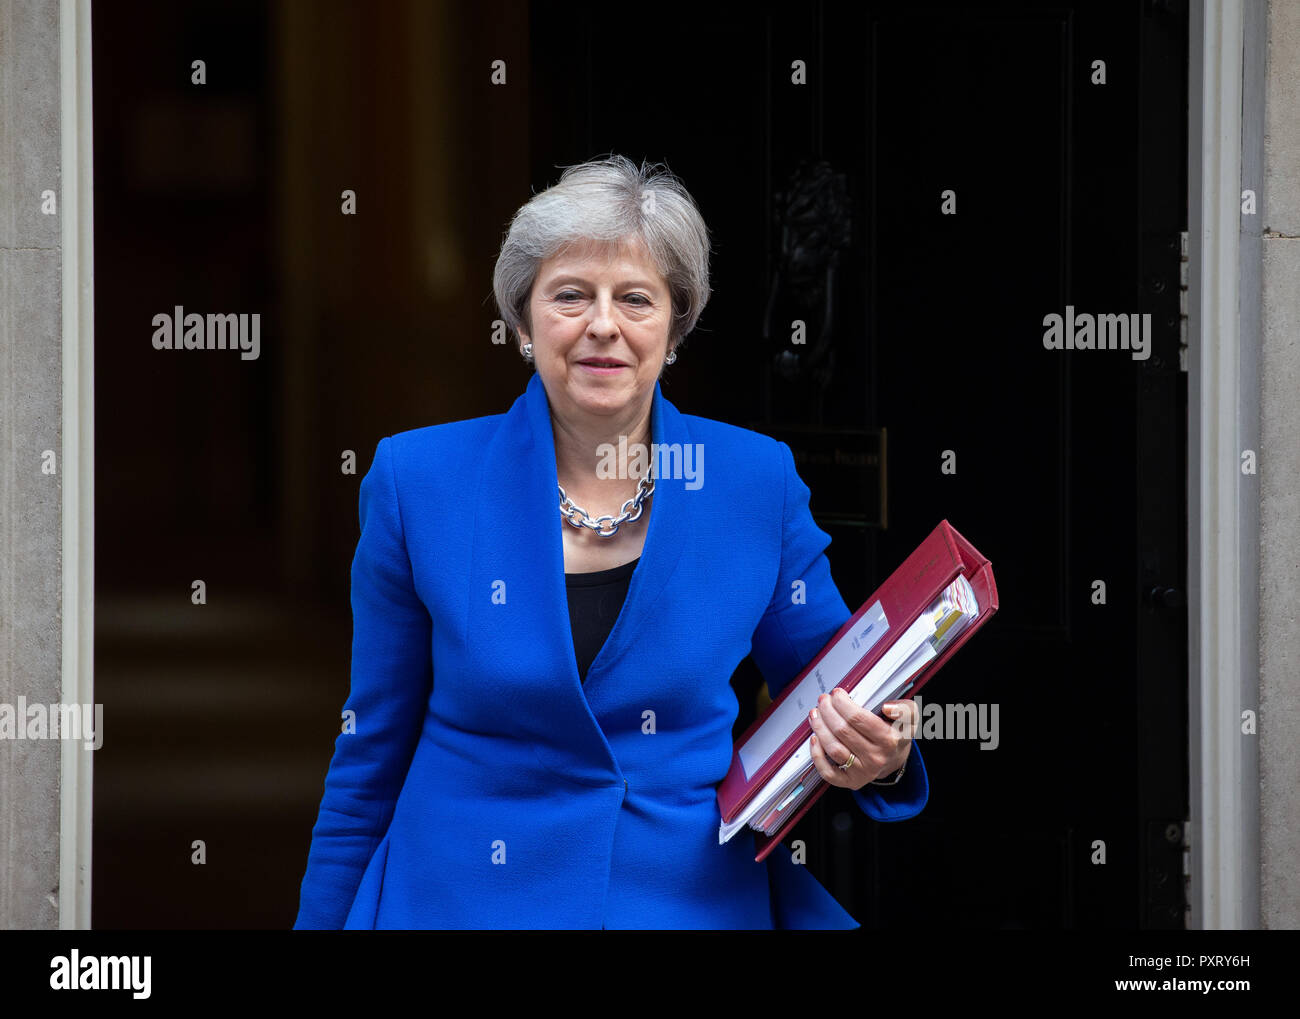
left=575, top=356, right=630, bottom=375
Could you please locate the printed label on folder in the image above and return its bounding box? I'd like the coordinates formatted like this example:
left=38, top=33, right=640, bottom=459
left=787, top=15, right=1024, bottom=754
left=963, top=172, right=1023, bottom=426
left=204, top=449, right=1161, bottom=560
left=738, top=600, right=890, bottom=778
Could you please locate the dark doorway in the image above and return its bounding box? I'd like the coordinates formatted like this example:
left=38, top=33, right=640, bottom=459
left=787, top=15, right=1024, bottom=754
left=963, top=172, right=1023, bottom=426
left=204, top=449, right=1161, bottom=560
left=527, top=0, right=1190, bottom=928
left=92, top=0, right=1188, bottom=928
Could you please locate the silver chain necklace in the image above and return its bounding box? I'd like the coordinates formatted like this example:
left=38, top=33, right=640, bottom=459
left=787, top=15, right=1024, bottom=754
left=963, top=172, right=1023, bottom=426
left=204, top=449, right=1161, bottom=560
left=558, top=470, right=655, bottom=538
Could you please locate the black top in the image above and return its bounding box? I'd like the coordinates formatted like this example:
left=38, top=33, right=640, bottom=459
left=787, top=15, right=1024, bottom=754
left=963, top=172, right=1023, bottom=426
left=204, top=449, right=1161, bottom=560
left=565, top=556, right=640, bottom=683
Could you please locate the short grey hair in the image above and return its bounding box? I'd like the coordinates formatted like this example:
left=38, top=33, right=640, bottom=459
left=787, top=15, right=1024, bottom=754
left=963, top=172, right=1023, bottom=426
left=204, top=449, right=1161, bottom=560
left=492, top=153, right=712, bottom=350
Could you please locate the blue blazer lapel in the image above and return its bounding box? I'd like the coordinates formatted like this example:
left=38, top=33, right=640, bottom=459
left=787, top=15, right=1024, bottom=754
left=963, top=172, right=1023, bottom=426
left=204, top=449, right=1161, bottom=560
left=576, top=378, right=688, bottom=700
left=465, top=372, right=688, bottom=778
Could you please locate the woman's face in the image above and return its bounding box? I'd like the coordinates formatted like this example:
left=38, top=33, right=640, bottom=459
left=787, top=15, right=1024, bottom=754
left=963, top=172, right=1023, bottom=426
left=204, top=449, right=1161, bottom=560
left=519, top=235, right=673, bottom=431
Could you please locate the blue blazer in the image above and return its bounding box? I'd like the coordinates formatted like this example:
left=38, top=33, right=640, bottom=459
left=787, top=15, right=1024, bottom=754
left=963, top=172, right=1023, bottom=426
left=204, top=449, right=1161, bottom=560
left=293, top=371, right=928, bottom=930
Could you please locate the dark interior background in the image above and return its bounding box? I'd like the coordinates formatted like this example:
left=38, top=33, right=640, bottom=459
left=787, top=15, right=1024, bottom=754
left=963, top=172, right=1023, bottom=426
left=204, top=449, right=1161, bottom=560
left=92, top=0, right=1189, bottom=928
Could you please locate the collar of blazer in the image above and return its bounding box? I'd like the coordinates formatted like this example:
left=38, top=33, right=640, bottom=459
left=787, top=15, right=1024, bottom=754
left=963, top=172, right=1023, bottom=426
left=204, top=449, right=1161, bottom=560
left=466, top=370, right=693, bottom=774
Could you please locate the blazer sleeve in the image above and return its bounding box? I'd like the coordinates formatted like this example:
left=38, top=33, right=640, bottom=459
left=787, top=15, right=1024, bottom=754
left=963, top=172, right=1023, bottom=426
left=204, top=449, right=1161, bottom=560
left=293, top=436, right=433, bottom=929
left=748, top=439, right=929, bottom=823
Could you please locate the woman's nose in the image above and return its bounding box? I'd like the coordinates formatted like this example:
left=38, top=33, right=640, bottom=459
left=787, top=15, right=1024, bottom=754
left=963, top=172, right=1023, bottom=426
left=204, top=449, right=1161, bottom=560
left=587, top=294, right=619, bottom=336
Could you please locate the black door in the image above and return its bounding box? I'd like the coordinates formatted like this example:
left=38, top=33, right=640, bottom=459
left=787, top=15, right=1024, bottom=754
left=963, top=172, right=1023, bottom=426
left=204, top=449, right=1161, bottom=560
left=530, top=0, right=1190, bottom=928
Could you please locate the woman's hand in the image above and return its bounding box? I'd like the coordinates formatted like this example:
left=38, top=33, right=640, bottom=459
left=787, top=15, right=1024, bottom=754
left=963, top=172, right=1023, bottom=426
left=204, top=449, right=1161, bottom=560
left=807, top=688, right=915, bottom=790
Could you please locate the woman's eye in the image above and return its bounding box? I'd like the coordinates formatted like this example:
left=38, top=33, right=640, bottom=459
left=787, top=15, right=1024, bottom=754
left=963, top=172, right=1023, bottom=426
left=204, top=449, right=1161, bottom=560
left=554, top=290, right=648, bottom=305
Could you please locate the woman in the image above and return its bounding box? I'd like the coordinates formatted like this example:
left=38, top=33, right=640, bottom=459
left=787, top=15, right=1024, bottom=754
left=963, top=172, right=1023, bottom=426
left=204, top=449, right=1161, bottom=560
left=293, top=154, right=927, bottom=930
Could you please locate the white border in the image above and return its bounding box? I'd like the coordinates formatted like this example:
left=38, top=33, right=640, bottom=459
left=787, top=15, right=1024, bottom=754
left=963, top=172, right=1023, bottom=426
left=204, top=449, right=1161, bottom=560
left=59, top=0, right=94, bottom=930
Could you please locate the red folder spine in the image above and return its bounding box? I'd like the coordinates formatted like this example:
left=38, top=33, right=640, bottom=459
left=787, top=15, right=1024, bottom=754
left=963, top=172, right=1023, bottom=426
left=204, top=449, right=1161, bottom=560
left=714, top=519, right=998, bottom=863
left=752, top=533, right=997, bottom=860
left=719, top=520, right=964, bottom=823
left=754, top=558, right=997, bottom=860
